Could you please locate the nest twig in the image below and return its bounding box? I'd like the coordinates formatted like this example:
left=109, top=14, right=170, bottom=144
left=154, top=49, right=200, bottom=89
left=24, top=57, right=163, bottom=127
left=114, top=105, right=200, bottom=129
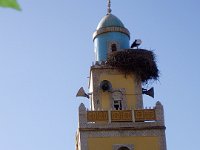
left=106, top=49, right=159, bottom=82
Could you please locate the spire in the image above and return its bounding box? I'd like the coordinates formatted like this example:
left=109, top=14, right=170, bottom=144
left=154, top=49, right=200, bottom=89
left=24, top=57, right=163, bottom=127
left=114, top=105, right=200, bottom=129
left=107, top=0, right=112, bottom=14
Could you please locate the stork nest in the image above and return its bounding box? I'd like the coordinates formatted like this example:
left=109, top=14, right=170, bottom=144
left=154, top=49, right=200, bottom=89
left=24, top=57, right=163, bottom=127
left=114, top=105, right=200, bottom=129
left=106, top=49, right=159, bottom=82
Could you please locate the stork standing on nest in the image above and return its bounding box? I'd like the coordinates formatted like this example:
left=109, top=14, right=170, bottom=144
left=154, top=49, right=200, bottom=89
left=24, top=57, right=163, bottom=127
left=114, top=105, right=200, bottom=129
left=131, top=39, right=142, bottom=49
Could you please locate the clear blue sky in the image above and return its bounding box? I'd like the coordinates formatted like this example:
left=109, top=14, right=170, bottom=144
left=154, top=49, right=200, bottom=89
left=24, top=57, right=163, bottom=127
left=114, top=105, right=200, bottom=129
left=0, top=0, right=200, bottom=150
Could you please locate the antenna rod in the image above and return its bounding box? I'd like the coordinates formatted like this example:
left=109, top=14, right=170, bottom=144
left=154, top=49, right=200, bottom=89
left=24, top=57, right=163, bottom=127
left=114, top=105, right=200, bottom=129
left=107, top=0, right=112, bottom=14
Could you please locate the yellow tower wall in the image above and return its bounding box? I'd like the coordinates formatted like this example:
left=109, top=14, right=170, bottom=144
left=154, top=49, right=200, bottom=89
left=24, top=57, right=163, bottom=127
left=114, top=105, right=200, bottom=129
left=89, top=67, right=143, bottom=110
left=97, top=71, right=142, bottom=110
left=88, top=136, right=160, bottom=150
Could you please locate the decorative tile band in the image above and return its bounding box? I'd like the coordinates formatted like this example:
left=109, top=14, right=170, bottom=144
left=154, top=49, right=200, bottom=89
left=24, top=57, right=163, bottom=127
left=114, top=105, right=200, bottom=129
left=93, top=26, right=130, bottom=40
left=86, top=109, right=157, bottom=123
left=87, top=111, right=108, bottom=122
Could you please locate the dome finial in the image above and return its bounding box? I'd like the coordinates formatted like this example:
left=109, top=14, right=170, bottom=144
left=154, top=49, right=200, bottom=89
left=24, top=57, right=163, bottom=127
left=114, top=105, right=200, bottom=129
left=107, top=0, right=112, bottom=14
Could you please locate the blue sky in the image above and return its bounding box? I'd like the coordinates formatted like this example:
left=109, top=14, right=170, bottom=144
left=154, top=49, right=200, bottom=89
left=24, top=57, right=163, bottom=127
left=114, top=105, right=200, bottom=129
left=0, top=0, right=200, bottom=150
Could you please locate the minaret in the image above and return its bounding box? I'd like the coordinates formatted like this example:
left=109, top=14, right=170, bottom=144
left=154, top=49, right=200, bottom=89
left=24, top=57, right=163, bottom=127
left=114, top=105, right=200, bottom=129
left=76, top=1, right=167, bottom=150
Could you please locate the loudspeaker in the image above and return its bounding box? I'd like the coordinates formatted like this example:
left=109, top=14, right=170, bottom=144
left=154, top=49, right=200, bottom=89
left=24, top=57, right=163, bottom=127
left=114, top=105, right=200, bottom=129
left=76, top=87, right=89, bottom=99
left=142, top=87, right=154, bottom=98
left=100, top=80, right=112, bottom=92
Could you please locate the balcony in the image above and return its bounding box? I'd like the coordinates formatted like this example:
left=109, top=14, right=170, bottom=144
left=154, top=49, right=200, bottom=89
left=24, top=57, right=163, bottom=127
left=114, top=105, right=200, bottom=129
left=78, top=101, right=164, bottom=126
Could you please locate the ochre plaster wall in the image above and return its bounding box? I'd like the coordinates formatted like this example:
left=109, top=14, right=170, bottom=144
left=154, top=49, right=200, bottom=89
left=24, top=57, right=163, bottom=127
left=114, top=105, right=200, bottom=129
left=99, top=73, right=141, bottom=110
left=88, top=136, right=159, bottom=150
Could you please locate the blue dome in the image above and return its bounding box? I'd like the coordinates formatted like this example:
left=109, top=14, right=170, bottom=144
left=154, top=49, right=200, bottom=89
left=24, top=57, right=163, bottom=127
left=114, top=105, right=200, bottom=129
left=93, top=13, right=130, bottom=62
left=97, top=14, right=125, bottom=30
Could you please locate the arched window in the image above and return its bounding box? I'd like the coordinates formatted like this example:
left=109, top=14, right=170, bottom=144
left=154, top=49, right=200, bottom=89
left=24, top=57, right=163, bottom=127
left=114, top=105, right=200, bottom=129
left=113, top=100, right=122, bottom=110
left=118, top=146, right=130, bottom=150
left=112, top=91, right=123, bottom=110
left=111, top=43, right=117, bottom=52
left=108, top=41, right=119, bottom=54
left=113, top=144, right=133, bottom=150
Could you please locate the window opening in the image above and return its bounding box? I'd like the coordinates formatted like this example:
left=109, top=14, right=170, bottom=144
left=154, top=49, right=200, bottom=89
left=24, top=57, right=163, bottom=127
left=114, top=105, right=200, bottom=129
left=114, top=100, right=122, bottom=110
left=118, top=146, right=130, bottom=150
left=111, top=44, right=117, bottom=52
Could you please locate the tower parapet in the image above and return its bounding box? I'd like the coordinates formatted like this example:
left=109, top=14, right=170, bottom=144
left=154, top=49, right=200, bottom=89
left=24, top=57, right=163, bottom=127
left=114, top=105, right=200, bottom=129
left=78, top=102, right=165, bottom=125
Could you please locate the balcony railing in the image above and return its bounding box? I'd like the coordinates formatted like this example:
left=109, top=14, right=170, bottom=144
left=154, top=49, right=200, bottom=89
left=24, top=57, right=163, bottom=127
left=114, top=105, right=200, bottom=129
left=87, top=109, right=156, bottom=122
left=79, top=101, right=164, bottom=124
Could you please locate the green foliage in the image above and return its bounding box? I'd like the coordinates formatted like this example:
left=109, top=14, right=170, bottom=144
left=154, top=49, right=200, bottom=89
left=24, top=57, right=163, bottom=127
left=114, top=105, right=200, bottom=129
left=0, top=0, right=21, bottom=10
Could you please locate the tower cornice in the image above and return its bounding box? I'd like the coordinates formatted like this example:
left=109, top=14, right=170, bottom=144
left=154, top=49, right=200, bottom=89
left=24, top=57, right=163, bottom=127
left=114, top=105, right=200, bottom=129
left=93, top=26, right=130, bottom=40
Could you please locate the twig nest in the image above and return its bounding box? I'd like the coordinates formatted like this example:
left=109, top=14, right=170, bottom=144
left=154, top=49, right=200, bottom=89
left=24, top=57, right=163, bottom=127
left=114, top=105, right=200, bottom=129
left=106, top=49, right=159, bottom=83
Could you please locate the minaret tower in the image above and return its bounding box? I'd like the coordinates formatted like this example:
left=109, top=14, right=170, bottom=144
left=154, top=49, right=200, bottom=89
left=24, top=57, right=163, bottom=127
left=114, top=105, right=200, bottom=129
left=76, top=1, right=167, bottom=150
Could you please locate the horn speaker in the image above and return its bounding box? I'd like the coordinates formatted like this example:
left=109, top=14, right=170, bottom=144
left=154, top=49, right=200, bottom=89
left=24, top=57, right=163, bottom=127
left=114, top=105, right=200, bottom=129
left=100, top=80, right=112, bottom=92
left=76, top=87, right=89, bottom=99
left=142, top=87, right=154, bottom=98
